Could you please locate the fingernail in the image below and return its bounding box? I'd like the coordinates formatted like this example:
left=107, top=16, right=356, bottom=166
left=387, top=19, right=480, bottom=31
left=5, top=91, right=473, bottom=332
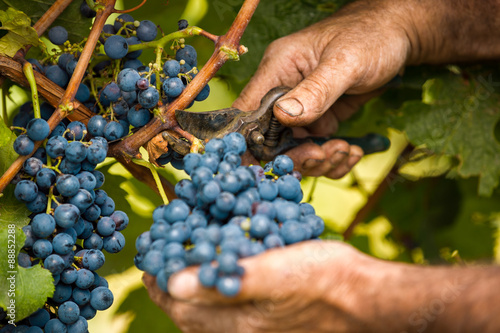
left=275, top=98, right=304, bottom=117
left=330, top=151, right=348, bottom=165
left=302, top=159, right=324, bottom=169
left=168, top=272, right=198, bottom=299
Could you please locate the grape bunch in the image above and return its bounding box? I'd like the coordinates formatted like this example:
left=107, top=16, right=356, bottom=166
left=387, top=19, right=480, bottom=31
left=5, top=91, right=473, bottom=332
left=134, top=133, right=325, bottom=297
left=3, top=120, right=128, bottom=332
left=18, top=12, right=209, bottom=146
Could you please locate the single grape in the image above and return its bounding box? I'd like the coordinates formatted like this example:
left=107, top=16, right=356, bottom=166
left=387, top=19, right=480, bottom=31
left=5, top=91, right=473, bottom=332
left=26, top=118, right=50, bottom=141
left=117, top=68, right=140, bottom=92
left=163, top=60, right=180, bottom=77
left=48, top=26, right=68, bottom=45
left=58, top=301, right=80, bottom=324
left=45, top=65, right=69, bottom=87
left=31, top=213, right=56, bottom=238
left=162, top=77, right=184, bottom=98
left=90, top=287, right=114, bottom=310
left=176, top=44, right=197, bottom=67
left=13, top=134, right=34, bottom=155
left=14, top=180, right=38, bottom=202
left=104, top=35, right=128, bottom=59
left=138, top=86, right=159, bottom=108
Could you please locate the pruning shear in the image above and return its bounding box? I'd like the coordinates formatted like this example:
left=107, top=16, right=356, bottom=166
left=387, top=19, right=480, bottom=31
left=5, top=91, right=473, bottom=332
left=168, top=86, right=390, bottom=160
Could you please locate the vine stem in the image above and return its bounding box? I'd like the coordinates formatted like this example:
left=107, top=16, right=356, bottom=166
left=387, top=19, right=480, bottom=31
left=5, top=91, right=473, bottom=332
left=132, top=159, right=169, bottom=205
left=108, top=0, right=260, bottom=159
left=0, top=0, right=117, bottom=194
left=22, top=62, right=41, bottom=119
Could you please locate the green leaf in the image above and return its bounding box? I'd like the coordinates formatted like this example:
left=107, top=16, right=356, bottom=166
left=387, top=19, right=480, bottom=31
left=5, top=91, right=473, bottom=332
left=0, top=119, right=31, bottom=229
left=0, top=8, right=40, bottom=57
left=0, top=0, right=94, bottom=43
left=0, top=227, right=54, bottom=322
left=391, top=72, right=500, bottom=196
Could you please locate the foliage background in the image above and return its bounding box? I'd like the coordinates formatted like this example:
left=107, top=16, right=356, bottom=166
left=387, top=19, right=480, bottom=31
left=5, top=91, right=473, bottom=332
left=1, top=0, right=500, bottom=331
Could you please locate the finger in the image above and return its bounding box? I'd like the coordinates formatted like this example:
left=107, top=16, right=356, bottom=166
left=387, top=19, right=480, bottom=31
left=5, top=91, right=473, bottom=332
left=232, top=38, right=305, bottom=112
left=168, top=241, right=347, bottom=305
left=273, top=57, right=357, bottom=127
left=325, top=145, right=363, bottom=179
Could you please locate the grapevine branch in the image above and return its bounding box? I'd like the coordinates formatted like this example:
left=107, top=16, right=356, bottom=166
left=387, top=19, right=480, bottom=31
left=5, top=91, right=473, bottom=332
left=0, top=0, right=260, bottom=200
left=0, top=0, right=117, bottom=193
left=107, top=0, right=260, bottom=160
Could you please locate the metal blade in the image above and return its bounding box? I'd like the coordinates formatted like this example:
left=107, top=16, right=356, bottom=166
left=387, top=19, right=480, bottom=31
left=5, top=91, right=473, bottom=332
left=175, top=107, right=245, bottom=140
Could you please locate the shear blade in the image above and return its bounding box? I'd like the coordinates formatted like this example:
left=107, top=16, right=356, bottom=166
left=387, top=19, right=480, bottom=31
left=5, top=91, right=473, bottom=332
left=175, top=108, right=245, bottom=140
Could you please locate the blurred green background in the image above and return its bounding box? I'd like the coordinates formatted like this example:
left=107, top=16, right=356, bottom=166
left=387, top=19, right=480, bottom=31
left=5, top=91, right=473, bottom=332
left=2, top=0, right=500, bottom=332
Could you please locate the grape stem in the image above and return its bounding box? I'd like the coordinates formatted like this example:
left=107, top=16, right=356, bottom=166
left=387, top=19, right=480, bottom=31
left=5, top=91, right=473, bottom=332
left=0, top=0, right=118, bottom=194
left=108, top=0, right=261, bottom=160
left=113, top=0, right=148, bottom=14
left=22, top=62, right=41, bottom=119
left=132, top=159, right=169, bottom=205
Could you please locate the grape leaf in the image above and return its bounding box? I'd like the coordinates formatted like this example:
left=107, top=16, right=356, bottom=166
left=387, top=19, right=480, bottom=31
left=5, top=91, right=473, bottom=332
left=0, top=228, right=54, bottom=322
left=0, top=0, right=94, bottom=43
left=0, top=119, right=31, bottom=229
left=0, top=8, right=41, bottom=57
left=390, top=72, right=500, bottom=196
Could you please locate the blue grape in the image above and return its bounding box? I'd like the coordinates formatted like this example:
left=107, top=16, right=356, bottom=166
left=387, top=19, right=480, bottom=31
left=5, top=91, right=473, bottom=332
left=13, top=134, right=34, bottom=155
left=58, top=301, right=80, bottom=324
left=28, top=308, right=50, bottom=328
left=99, top=82, right=121, bottom=106
left=195, top=84, right=210, bottom=101
left=31, top=213, right=56, bottom=238
left=103, top=231, right=125, bottom=253
left=26, top=118, right=50, bottom=141
left=127, top=107, right=151, bottom=127
left=216, top=275, right=240, bottom=297
left=99, top=196, right=115, bottom=216
left=90, top=287, right=113, bottom=310
left=45, top=65, right=69, bottom=87
left=61, top=267, right=78, bottom=284
left=15, top=180, right=38, bottom=202
left=54, top=204, right=80, bottom=228
left=117, top=68, right=140, bottom=92
left=48, top=26, right=68, bottom=45
left=103, top=121, right=124, bottom=141
left=76, top=269, right=94, bottom=289
left=32, top=239, right=53, bottom=259
left=56, top=174, right=80, bottom=197
left=44, top=254, right=66, bottom=275
left=176, top=44, right=197, bottom=67
left=104, top=35, right=128, bottom=59
left=82, top=249, right=105, bottom=270
left=113, top=13, right=134, bottom=33
left=44, top=318, right=68, bottom=332
left=46, top=135, right=68, bottom=158
left=162, top=77, right=184, bottom=98
left=138, top=86, right=159, bottom=108
left=72, top=288, right=90, bottom=305
left=67, top=316, right=88, bottom=333
left=53, top=233, right=75, bottom=255
left=110, top=211, right=128, bottom=231
left=66, top=121, right=87, bottom=141
left=136, top=20, right=157, bottom=41
left=163, top=60, right=180, bottom=77
left=217, top=251, right=239, bottom=274
left=198, top=262, right=217, bottom=287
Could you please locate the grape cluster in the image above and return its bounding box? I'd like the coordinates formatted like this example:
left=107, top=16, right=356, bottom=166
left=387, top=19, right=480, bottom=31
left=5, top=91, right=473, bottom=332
left=20, top=13, right=209, bottom=146
left=4, top=120, right=128, bottom=332
left=134, top=133, right=325, bottom=297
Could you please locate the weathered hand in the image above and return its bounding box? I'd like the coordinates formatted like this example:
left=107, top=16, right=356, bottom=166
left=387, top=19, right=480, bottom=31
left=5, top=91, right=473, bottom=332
left=233, top=0, right=412, bottom=178
left=143, top=241, right=394, bottom=333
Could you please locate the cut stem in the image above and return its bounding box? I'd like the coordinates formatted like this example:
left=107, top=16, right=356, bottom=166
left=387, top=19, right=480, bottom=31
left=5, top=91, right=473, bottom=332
left=132, top=159, right=169, bottom=205
left=22, top=62, right=41, bottom=119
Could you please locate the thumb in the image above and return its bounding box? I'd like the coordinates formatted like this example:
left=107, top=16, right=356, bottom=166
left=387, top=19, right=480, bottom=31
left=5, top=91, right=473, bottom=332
left=273, top=61, right=353, bottom=127
left=167, top=241, right=346, bottom=305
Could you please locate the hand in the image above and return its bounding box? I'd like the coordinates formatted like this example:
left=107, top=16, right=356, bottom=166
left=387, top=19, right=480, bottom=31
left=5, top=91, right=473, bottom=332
left=143, top=241, right=399, bottom=333
left=233, top=0, right=413, bottom=178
